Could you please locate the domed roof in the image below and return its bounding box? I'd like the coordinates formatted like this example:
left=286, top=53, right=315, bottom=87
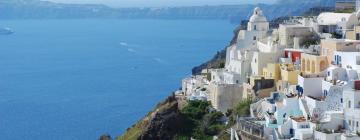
left=356, top=10, right=360, bottom=18
left=249, top=7, right=267, bottom=22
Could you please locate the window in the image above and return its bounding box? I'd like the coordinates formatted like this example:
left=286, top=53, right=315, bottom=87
left=353, top=120, right=355, bottom=126
left=357, top=56, right=360, bottom=65
left=356, top=33, right=360, bottom=40
left=357, top=121, right=359, bottom=127
left=254, top=25, right=257, bottom=30
left=349, top=120, right=352, bottom=125
left=349, top=101, right=352, bottom=108
left=328, top=71, right=330, bottom=76
left=255, top=58, right=257, bottom=63
left=341, top=98, right=343, bottom=103
left=339, top=56, right=342, bottom=63
left=290, top=128, right=294, bottom=135
left=301, top=125, right=309, bottom=128
left=253, top=36, right=257, bottom=40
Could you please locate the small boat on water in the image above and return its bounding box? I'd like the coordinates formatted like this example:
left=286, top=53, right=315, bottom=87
left=0, top=27, right=14, bottom=35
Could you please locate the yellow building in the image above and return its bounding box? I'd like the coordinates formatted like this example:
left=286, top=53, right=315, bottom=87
left=301, top=53, right=328, bottom=74
left=280, top=64, right=300, bottom=85
left=243, top=75, right=276, bottom=99
left=346, top=26, right=360, bottom=40
left=262, top=63, right=281, bottom=81
left=320, top=39, right=360, bottom=64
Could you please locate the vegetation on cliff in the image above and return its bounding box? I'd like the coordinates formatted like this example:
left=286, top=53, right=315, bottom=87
left=234, top=98, right=253, bottom=117
left=116, top=96, right=225, bottom=140
left=175, top=100, right=225, bottom=140
left=302, top=7, right=335, bottom=17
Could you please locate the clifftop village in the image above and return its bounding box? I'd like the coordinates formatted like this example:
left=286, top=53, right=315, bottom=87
left=178, top=1, right=360, bottom=140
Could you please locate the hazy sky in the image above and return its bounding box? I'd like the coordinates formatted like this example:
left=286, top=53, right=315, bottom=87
left=45, top=0, right=277, bottom=8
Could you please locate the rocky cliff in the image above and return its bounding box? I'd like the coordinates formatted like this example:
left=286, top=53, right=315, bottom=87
left=117, top=95, right=185, bottom=140
left=115, top=94, right=226, bottom=140
left=138, top=95, right=183, bottom=140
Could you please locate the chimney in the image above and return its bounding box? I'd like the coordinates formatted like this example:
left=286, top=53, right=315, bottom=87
left=355, top=80, right=360, bottom=90
left=293, top=37, right=300, bottom=49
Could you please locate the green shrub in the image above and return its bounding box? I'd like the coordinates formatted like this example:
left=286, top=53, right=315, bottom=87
left=179, top=100, right=226, bottom=139
left=181, top=100, right=211, bottom=120
left=234, top=98, right=252, bottom=117
left=174, top=135, right=190, bottom=140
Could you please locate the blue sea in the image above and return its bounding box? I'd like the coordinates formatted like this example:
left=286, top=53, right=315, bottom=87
left=0, top=19, right=235, bottom=140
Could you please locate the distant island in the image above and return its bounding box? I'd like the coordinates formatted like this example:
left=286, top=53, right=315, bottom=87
left=0, top=0, right=335, bottom=23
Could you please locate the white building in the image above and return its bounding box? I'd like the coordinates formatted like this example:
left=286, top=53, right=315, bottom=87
left=334, top=51, right=360, bottom=76
left=208, top=7, right=272, bottom=112
left=208, top=83, right=244, bottom=113
left=235, top=7, right=270, bottom=49
left=224, top=7, right=271, bottom=83
left=317, top=12, right=359, bottom=36
left=343, top=81, right=360, bottom=134
left=181, top=75, right=210, bottom=100
left=278, top=24, right=315, bottom=47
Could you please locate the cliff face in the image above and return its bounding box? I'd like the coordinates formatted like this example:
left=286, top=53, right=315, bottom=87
left=138, top=96, right=183, bottom=140
left=116, top=95, right=226, bottom=140
left=117, top=95, right=185, bottom=140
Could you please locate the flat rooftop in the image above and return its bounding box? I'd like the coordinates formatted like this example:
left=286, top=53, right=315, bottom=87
left=291, top=116, right=306, bottom=122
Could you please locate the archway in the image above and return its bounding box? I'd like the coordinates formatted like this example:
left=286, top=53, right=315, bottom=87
left=306, top=60, right=310, bottom=72
left=302, top=59, right=306, bottom=72
left=320, top=60, right=326, bottom=71
left=311, top=61, right=316, bottom=73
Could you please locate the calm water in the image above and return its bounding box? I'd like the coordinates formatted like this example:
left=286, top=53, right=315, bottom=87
left=0, top=19, right=235, bottom=140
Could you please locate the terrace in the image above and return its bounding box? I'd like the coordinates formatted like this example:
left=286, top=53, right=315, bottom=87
left=237, top=117, right=267, bottom=139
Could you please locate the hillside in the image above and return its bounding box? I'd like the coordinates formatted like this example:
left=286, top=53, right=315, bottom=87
left=0, top=0, right=335, bottom=23
left=116, top=94, right=226, bottom=140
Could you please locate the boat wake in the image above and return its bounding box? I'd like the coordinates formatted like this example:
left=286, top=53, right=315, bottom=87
left=153, top=57, right=166, bottom=64
left=0, top=27, right=14, bottom=35
left=119, top=42, right=128, bottom=46
left=127, top=48, right=136, bottom=53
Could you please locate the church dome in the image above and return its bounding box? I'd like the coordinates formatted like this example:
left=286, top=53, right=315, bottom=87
left=249, top=7, right=267, bottom=22
left=356, top=10, right=360, bottom=18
